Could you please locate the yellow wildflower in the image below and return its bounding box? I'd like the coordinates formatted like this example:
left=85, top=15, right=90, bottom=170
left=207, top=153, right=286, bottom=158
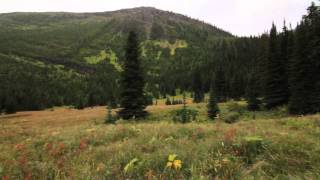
left=166, top=161, right=173, bottom=168
left=166, top=154, right=182, bottom=170
left=173, top=160, right=182, bottom=170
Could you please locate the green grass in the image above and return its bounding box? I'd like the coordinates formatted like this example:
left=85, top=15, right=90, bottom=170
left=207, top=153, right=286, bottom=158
left=0, top=102, right=320, bottom=179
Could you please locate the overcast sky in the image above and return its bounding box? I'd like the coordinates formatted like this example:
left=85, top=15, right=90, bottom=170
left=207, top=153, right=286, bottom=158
left=0, top=0, right=316, bottom=36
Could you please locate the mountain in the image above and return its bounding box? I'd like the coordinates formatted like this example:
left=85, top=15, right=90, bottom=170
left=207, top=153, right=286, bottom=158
left=0, top=7, right=232, bottom=71
left=0, top=7, right=239, bottom=111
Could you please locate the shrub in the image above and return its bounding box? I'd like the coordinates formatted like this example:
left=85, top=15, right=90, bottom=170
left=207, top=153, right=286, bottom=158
left=165, top=98, right=172, bottom=105
left=171, top=108, right=198, bottom=123
left=223, top=112, right=240, bottom=124
left=226, top=101, right=245, bottom=115
left=233, top=136, right=266, bottom=164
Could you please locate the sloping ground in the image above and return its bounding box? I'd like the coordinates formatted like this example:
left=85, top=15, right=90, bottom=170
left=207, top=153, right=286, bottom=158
left=1, top=103, right=320, bottom=179
left=0, top=7, right=232, bottom=72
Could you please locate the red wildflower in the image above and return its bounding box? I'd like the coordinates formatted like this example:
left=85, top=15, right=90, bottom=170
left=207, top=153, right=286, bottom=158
left=79, top=139, right=88, bottom=150
left=15, top=143, right=25, bottom=151
left=46, top=143, right=53, bottom=152
left=59, top=143, right=65, bottom=151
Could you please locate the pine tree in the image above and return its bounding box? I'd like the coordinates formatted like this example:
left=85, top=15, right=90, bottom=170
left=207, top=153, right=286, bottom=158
left=289, top=22, right=312, bottom=114
left=279, top=22, right=290, bottom=103
left=192, top=70, right=204, bottom=103
left=264, top=23, right=288, bottom=109
left=208, top=81, right=219, bottom=120
left=105, top=102, right=115, bottom=124
left=246, top=73, right=261, bottom=111
left=289, top=3, right=320, bottom=114
left=165, top=97, right=172, bottom=105
left=306, top=2, right=320, bottom=113
left=214, top=68, right=227, bottom=102
left=118, top=31, right=147, bottom=120
left=181, top=92, right=188, bottom=123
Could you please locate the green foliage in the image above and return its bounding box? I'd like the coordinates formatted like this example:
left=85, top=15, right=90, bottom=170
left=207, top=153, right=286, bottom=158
left=264, top=23, right=289, bottom=109
left=246, top=73, right=261, bottom=111
left=171, top=108, right=199, bottom=123
left=105, top=104, right=116, bottom=124
left=118, top=31, right=147, bottom=120
left=226, top=101, right=245, bottom=115
left=165, top=97, right=172, bottom=105
left=288, top=3, right=320, bottom=115
left=208, top=85, right=219, bottom=120
left=223, top=112, right=240, bottom=124
left=238, top=136, right=266, bottom=164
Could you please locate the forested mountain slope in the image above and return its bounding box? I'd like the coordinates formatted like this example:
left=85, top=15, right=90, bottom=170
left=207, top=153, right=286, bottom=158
left=0, top=7, right=268, bottom=112
left=0, top=7, right=232, bottom=70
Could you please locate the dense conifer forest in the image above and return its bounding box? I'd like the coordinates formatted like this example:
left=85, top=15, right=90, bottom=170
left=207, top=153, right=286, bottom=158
left=0, top=3, right=319, bottom=115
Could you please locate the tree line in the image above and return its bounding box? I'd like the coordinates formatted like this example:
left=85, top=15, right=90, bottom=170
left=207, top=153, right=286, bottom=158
left=0, top=2, right=319, bottom=117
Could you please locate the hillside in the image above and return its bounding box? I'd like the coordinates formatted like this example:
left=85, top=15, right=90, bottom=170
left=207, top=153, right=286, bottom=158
left=0, top=7, right=232, bottom=71
left=0, top=7, right=240, bottom=111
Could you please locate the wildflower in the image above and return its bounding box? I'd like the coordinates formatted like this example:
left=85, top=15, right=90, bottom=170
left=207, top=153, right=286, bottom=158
left=166, top=154, right=182, bottom=170
left=172, top=160, right=182, bottom=170
left=79, top=139, right=88, bottom=150
left=168, top=154, right=177, bottom=162
left=59, top=143, right=65, bottom=151
left=15, top=143, right=25, bottom=151
left=96, top=163, right=106, bottom=173
left=45, top=143, right=53, bottom=152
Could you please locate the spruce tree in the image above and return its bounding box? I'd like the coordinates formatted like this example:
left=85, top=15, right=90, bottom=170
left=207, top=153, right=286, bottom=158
left=279, top=22, right=290, bottom=102
left=289, top=22, right=312, bottom=114
left=118, top=31, right=147, bottom=120
left=264, top=24, right=288, bottom=109
left=306, top=2, right=320, bottom=113
left=289, top=3, right=320, bottom=114
left=208, top=81, right=219, bottom=120
left=214, top=68, right=227, bottom=102
left=105, top=102, right=115, bottom=124
left=181, top=92, right=188, bottom=123
left=192, top=70, right=204, bottom=103
left=246, top=73, right=261, bottom=111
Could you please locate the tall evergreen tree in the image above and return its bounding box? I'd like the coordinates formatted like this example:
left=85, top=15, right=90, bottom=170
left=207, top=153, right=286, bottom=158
left=289, top=22, right=312, bottom=114
left=118, top=31, right=147, bottom=120
left=214, top=68, right=227, bottom=102
left=279, top=22, right=290, bottom=102
left=208, top=80, right=219, bottom=120
left=192, top=70, right=204, bottom=103
left=264, top=23, right=288, bottom=109
left=246, top=73, right=261, bottom=111
left=289, top=3, right=320, bottom=114
left=306, top=2, right=320, bottom=113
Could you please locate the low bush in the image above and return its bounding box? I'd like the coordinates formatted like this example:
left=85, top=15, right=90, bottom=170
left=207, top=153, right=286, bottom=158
left=233, top=136, right=267, bottom=164
left=171, top=108, right=198, bottom=123
left=223, top=112, right=240, bottom=124
left=226, top=101, right=246, bottom=115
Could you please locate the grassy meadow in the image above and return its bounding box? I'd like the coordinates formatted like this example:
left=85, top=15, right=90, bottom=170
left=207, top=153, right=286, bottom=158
left=1, top=100, right=320, bottom=179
